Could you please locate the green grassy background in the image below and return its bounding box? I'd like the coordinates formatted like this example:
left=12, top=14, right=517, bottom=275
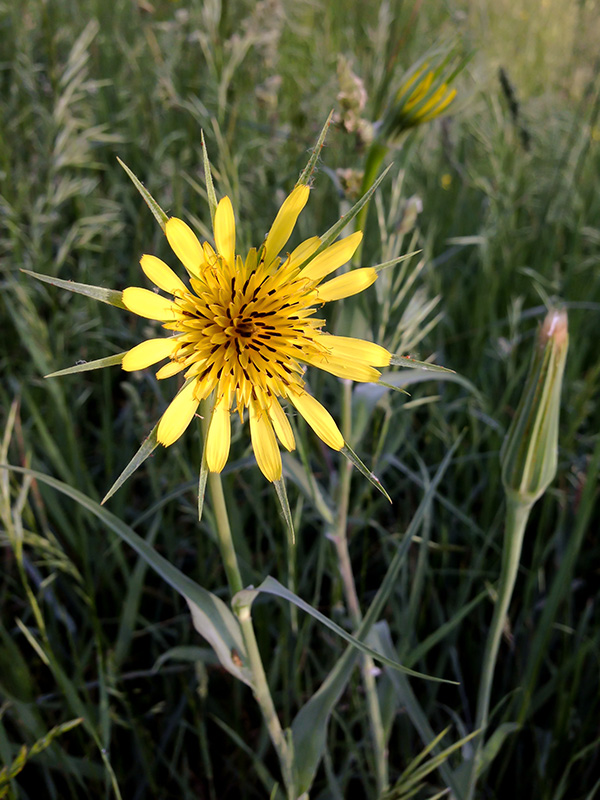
left=1, top=0, right=599, bottom=797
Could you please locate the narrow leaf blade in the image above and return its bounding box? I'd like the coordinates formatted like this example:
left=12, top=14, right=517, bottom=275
left=2, top=465, right=250, bottom=685
left=235, top=576, right=454, bottom=683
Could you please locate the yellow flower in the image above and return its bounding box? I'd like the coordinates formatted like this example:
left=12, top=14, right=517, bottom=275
left=121, top=185, right=390, bottom=482
left=379, top=63, right=457, bottom=145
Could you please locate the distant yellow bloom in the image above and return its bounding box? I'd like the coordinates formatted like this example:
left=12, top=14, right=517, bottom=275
left=441, top=173, right=452, bottom=190
left=121, top=186, right=389, bottom=481
left=380, top=63, right=457, bottom=144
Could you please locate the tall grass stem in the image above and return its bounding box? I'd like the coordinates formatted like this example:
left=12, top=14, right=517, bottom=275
left=332, top=379, right=388, bottom=794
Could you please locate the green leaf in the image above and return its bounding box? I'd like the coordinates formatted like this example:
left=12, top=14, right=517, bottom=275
left=406, top=589, right=488, bottom=667
left=24, top=269, right=127, bottom=310
left=117, top=157, right=169, bottom=231
left=0, top=718, right=84, bottom=786
left=290, top=648, right=360, bottom=795
left=383, top=725, right=479, bottom=800
left=153, top=646, right=219, bottom=672
left=373, top=620, right=465, bottom=798
left=234, top=576, right=451, bottom=683
left=102, top=421, right=161, bottom=504
left=1, top=465, right=251, bottom=687
left=477, top=722, right=519, bottom=779
left=210, top=716, right=283, bottom=799
left=340, top=443, right=391, bottom=503
left=381, top=367, right=481, bottom=401
left=45, top=352, right=126, bottom=378
left=296, top=111, right=334, bottom=187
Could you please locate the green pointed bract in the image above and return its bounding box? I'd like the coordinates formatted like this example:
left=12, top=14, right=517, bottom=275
left=201, top=130, right=218, bottom=226
left=340, top=443, right=391, bottom=503
left=373, top=251, right=421, bottom=273
left=197, top=458, right=209, bottom=522
left=117, top=157, right=169, bottom=231
left=318, top=164, right=393, bottom=252
left=274, top=478, right=295, bottom=545
left=102, top=422, right=160, bottom=504
left=24, top=270, right=127, bottom=310
left=389, top=354, right=454, bottom=373
left=501, top=309, right=568, bottom=506
left=45, top=353, right=126, bottom=378
left=296, top=111, right=334, bottom=188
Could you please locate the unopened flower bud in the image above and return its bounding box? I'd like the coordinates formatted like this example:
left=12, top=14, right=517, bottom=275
left=501, top=309, right=568, bottom=506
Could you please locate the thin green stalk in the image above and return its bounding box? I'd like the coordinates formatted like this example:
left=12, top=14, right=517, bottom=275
left=206, top=468, right=295, bottom=798
left=286, top=510, right=299, bottom=634
left=331, top=379, right=388, bottom=795
left=207, top=470, right=244, bottom=595
left=465, top=495, right=532, bottom=800
left=353, top=141, right=388, bottom=264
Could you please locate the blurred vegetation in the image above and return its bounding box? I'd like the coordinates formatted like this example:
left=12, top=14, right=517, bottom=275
left=1, top=0, right=599, bottom=798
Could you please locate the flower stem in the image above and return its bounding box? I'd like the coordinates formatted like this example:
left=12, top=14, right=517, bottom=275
left=207, top=467, right=295, bottom=798
left=331, top=379, right=388, bottom=795
left=466, top=495, right=532, bottom=800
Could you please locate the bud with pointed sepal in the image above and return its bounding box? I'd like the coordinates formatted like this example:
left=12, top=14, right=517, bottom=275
left=501, top=309, right=568, bottom=506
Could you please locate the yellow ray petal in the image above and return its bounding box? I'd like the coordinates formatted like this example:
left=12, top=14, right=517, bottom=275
left=305, top=353, right=381, bottom=382
left=287, top=236, right=322, bottom=270
left=268, top=397, right=296, bottom=451
left=404, top=70, right=434, bottom=110
left=287, top=389, right=344, bottom=451
left=140, top=254, right=188, bottom=296
left=156, top=360, right=187, bottom=379
left=122, top=287, right=179, bottom=321
left=299, top=231, right=363, bottom=283
left=317, top=267, right=377, bottom=302
left=263, top=185, right=310, bottom=266
left=205, top=397, right=231, bottom=473
left=214, top=196, right=236, bottom=268
left=122, top=338, right=177, bottom=371
left=165, top=218, right=204, bottom=278
left=250, top=401, right=282, bottom=481
left=315, top=334, right=392, bottom=366
left=157, top=380, right=200, bottom=446
left=419, top=87, right=456, bottom=122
